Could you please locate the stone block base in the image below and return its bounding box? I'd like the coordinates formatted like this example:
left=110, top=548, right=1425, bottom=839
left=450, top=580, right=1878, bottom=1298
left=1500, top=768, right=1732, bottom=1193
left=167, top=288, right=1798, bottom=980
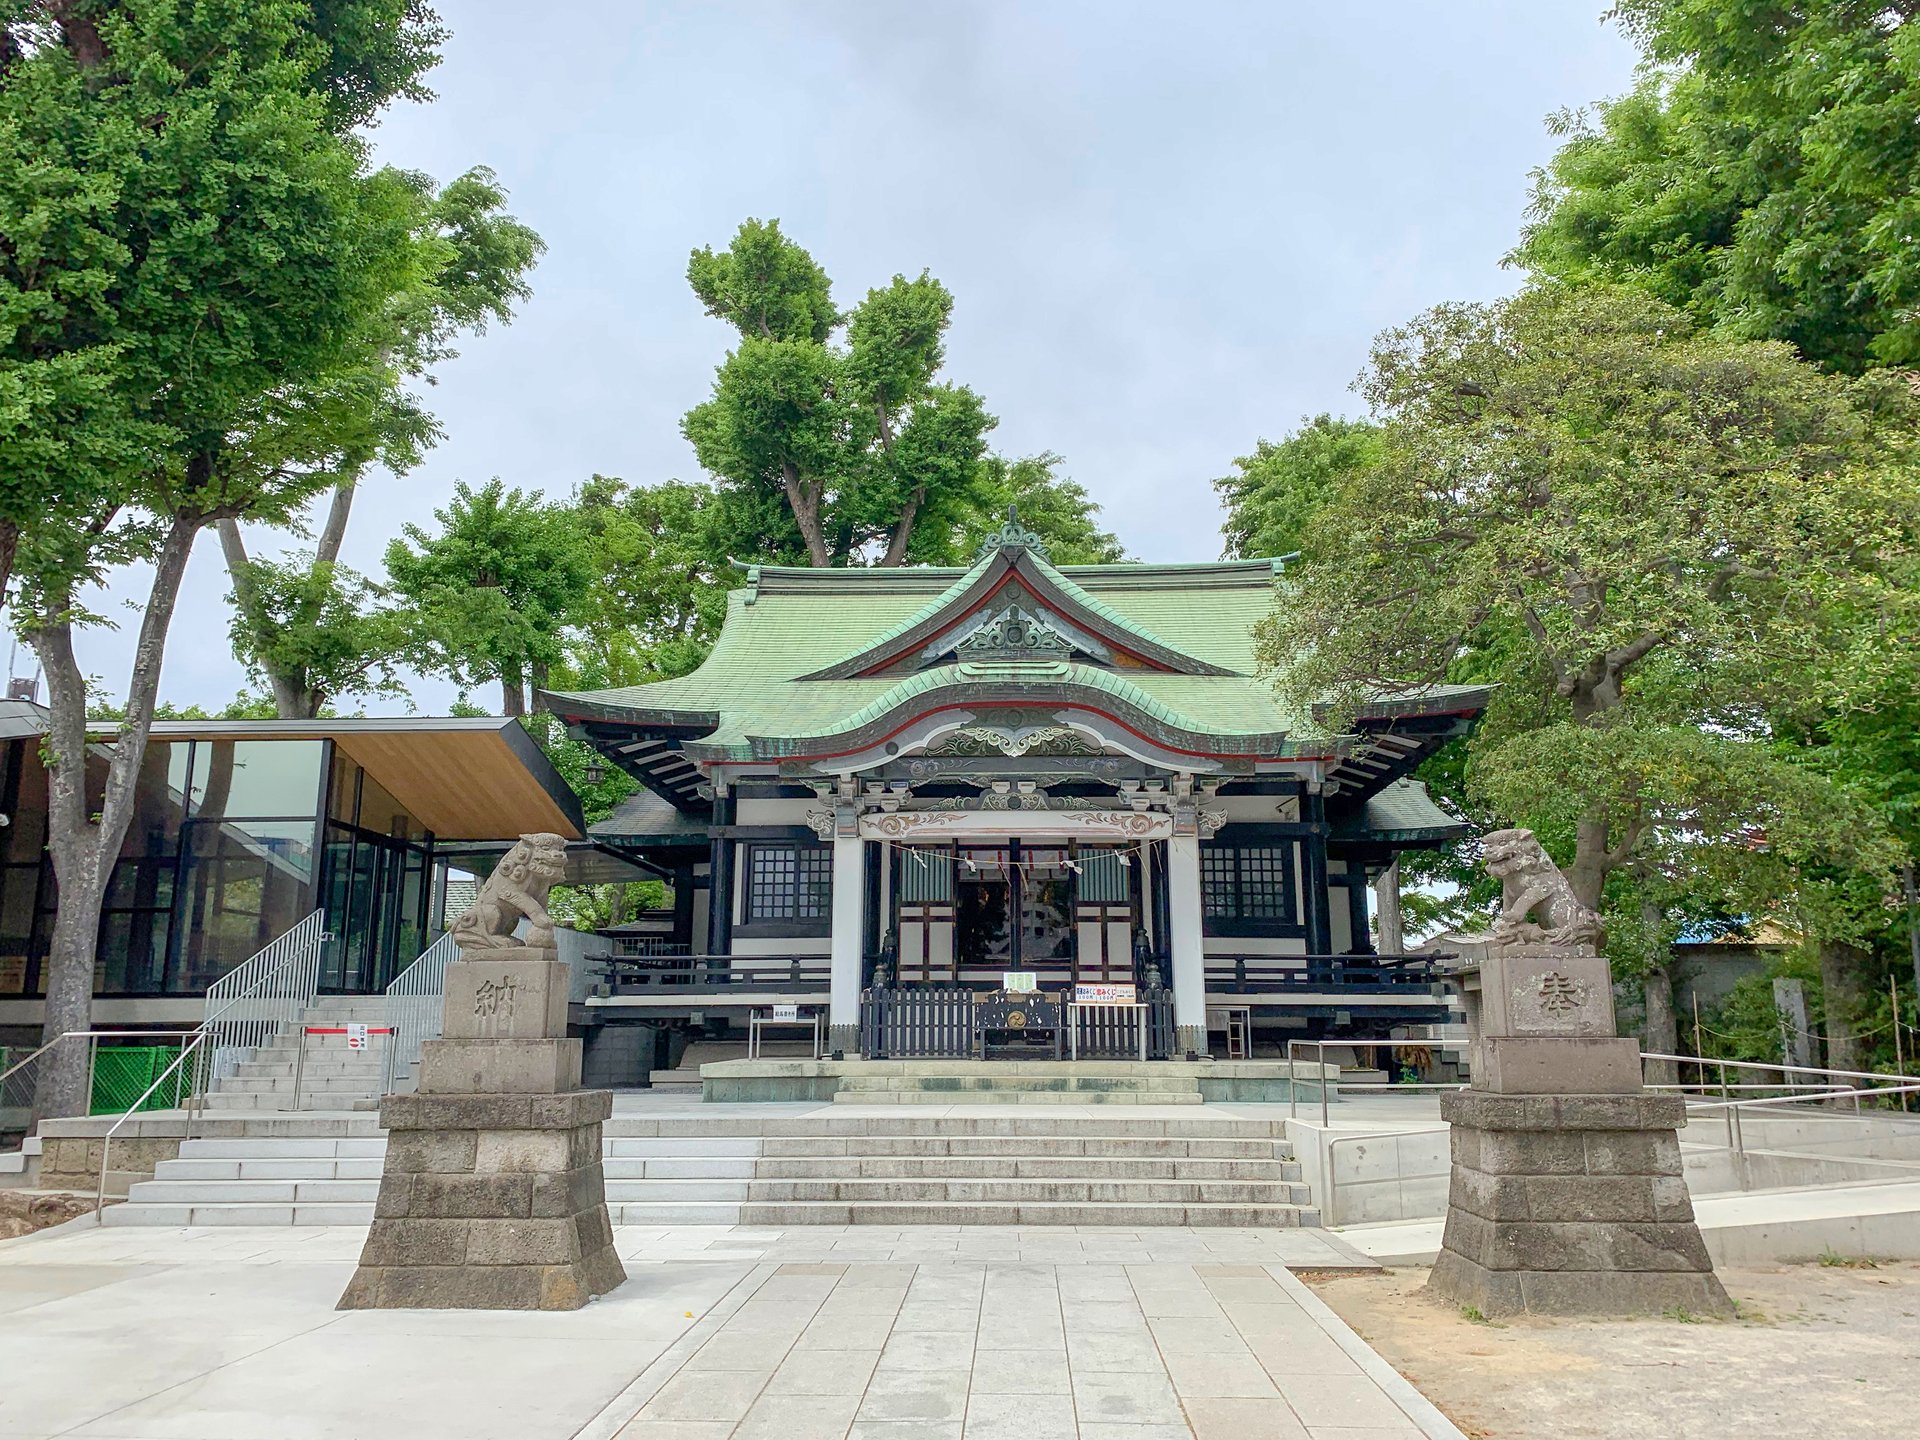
left=1424, top=1088, right=1733, bottom=1319
left=338, top=1087, right=625, bottom=1311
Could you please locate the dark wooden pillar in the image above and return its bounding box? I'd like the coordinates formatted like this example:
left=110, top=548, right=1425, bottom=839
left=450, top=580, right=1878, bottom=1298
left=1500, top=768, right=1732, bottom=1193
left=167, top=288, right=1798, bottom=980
left=1302, top=789, right=1333, bottom=960
left=706, top=791, right=734, bottom=964
left=671, top=863, right=695, bottom=950
left=1346, top=869, right=1373, bottom=954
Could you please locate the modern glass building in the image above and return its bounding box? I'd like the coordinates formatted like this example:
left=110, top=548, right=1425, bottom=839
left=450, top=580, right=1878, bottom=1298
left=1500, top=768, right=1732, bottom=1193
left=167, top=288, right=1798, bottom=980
left=0, top=706, right=586, bottom=1022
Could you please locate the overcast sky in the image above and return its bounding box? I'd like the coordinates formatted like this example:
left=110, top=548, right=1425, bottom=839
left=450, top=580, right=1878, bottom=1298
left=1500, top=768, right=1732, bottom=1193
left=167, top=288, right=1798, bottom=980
left=19, top=1, right=1640, bottom=714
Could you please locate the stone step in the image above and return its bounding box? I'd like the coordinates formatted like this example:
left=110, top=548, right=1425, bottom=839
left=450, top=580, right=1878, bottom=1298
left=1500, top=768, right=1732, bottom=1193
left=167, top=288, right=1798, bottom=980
left=201, top=1093, right=381, bottom=1111
left=607, top=1201, right=743, bottom=1225
left=602, top=1157, right=758, bottom=1180
left=832, top=1089, right=1204, bottom=1105
left=214, top=1076, right=383, bottom=1094
left=180, top=1135, right=388, bottom=1157
left=751, top=1156, right=1300, bottom=1182
left=606, top=1180, right=749, bottom=1202
left=604, top=1137, right=763, bottom=1158
left=156, top=1157, right=388, bottom=1181
left=745, top=1178, right=1312, bottom=1205
left=101, top=1201, right=374, bottom=1227
left=738, top=1200, right=1319, bottom=1227
left=600, top=1115, right=1283, bottom=1139
left=760, top=1135, right=1282, bottom=1159
left=123, top=1177, right=380, bottom=1205
left=834, top=1073, right=1199, bottom=1093
left=231, top=1060, right=392, bottom=1079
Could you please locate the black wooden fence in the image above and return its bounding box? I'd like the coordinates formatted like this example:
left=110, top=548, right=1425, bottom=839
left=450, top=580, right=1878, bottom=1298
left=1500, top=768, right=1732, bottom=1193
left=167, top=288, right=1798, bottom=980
left=861, top=986, right=976, bottom=1058
left=860, top=985, right=1178, bottom=1061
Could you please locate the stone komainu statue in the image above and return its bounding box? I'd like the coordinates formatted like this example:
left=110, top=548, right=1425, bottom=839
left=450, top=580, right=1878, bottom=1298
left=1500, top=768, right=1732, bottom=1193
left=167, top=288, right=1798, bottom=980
left=1482, top=827, right=1603, bottom=955
left=450, top=832, right=569, bottom=952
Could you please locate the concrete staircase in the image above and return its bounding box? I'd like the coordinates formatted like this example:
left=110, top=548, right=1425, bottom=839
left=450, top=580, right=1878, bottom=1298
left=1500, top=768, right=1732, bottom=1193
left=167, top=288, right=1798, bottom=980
left=103, top=1110, right=1315, bottom=1228
left=204, top=996, right=395, bottom=1112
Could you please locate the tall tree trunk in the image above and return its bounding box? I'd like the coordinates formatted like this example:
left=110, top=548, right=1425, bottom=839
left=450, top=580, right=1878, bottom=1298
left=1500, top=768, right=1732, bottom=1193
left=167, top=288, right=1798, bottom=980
left=780, top=462, right=831, bottom=568
left=0, top=517, right=17, bottom=606
left=26, top=513, right=200, bottom=1118
left=1639, top=895, right=1679, bottom=1085
left=500, top=660, right=526, bottom=718
left=1818, top=939, right=1870, bottom=1075
left=1373, top=860, right=1403, bottom=954
left=1566, top=812, right=1611, bottom=912
left=881, top=487, right=926, bottom=567
left=1905, top=862, right=1920, bottom=1023
left=216, top=519, right=312, bottom=719
left=315, top=478, right=356, bottom=566
left=529, top=658, right=550, bottom=714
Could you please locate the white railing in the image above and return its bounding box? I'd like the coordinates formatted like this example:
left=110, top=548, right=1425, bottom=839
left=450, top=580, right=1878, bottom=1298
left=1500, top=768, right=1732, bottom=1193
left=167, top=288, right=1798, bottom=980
left=382, top=931, right=457, bottom=1094
left=201, top=911, right=329, bottom=1088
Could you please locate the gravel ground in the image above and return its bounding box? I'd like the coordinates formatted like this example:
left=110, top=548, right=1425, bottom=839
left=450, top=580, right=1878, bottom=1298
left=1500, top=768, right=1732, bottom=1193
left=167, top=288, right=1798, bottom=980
left=0, top=1190, right=93, bottom=1240
left=1305, top=1260, right=1920, bottom=1440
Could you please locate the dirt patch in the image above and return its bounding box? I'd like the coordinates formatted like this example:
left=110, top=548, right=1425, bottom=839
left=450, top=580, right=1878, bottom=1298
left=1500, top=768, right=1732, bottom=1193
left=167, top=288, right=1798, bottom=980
left=0, top=1190, right=96, bottom=1240
left=1306, top=1261, right=1920, bottom=1440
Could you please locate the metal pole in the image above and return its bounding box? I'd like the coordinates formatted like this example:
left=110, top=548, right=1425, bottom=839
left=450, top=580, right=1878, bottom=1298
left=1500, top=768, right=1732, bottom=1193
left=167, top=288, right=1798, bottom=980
left=1892, top=975, right=1907, bottom=1112
left=1692, top=991, right=1704, bottom=1092
left=1320, top=1039, right=1329, bottom=1128
left=291, top=1028, right=308, bottom=1113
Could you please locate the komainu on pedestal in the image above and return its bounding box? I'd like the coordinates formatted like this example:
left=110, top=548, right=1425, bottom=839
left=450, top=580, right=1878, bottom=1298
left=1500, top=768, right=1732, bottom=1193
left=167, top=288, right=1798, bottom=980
left=339, top=834, right=626, bottom=1310
left=1426, top=828, right=1732, bottom=1318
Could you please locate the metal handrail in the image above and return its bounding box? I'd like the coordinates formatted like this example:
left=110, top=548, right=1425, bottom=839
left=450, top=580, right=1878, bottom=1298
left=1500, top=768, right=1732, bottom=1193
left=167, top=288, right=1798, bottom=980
left=96, top=1031, right=211, bottom=1216
left=201, top=911, right=329, bottom=1090
left=2, top=1030, right=202, bottom=1137
left=382, top=931, right=457, bottom=1094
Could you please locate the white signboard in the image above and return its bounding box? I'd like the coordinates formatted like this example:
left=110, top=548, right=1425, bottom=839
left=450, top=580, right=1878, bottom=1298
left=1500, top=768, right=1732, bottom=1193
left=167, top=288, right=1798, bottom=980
left=772, top=1004, right=800, bottom=1022
left=1075, top=983, right=1137, bottom=1005
left=346, top=1023, right=369, bottom=1051
left=1003, top=972, right=1038, bottom=994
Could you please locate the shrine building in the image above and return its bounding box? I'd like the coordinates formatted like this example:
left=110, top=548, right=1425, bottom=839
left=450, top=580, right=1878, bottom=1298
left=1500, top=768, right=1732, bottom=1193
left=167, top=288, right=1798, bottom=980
left=546, top=513, right=1486, bottom=1063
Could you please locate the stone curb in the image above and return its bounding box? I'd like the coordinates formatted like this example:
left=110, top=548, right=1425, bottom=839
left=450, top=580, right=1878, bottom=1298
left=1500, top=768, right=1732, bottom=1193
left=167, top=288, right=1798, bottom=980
left=1267, top=1264, right=1470, bottom=1440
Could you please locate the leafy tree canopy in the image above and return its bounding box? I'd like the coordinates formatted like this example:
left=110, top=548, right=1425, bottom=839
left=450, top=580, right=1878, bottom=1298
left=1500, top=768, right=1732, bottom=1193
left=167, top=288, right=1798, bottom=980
left=384, top=478, right=593, bottom=716
left=1516, top=1, right=1920, bottom=372
left=1260, top=285, right=1920, bottom=913
left=682, top=218, right=1000, bottom=568
left=1214, top=416, right=1382, bottom=562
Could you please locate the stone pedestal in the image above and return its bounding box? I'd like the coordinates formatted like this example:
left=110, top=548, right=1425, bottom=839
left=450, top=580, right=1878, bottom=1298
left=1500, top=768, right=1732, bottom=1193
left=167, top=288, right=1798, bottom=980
left=1427, top=1090, right=1732, bottom=1317
left=1427, top=949, right=1731, bottom=1318
left=339, top=947, right=626, bottom=1311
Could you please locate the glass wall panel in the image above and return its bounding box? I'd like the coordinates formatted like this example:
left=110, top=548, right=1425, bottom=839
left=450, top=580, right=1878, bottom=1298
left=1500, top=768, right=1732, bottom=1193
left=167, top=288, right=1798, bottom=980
left=190, top=740, right=324, bottom=819
left=175, top=818, right=318, bottom=990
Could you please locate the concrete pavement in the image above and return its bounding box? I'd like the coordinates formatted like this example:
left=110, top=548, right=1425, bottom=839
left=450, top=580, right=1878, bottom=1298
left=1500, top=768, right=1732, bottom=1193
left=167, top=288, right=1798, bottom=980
left=0, top=1222, right=1461, bottom=1440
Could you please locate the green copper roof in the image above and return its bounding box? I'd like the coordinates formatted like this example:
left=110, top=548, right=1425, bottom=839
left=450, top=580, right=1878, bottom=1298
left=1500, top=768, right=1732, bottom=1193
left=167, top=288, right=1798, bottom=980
left=543, top=555, right=1487, bottom=775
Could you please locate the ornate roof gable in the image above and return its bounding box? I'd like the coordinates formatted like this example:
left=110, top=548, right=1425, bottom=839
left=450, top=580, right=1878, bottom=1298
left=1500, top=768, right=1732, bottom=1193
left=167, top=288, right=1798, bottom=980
left=797, top=509, right=1235, bottom=680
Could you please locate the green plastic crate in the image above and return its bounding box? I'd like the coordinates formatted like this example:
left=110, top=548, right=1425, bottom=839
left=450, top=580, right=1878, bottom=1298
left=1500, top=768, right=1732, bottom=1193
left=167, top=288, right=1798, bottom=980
left=89, top=1046, right=187, bottom=1115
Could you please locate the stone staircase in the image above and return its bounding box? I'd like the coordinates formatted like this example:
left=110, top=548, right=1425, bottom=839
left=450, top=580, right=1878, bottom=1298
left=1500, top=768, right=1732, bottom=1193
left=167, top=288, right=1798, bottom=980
left=204, top=996, right=396, bottom=1112
left=103, top=1110, right=1315, bottom=1228
left=830, top=1062, right=1205, bottom=1105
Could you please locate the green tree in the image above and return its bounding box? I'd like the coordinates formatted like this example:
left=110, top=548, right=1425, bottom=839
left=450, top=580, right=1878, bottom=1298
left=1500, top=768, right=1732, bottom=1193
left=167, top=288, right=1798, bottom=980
left=1215, top=416, right=1383, bottom=562
left=1516, top=1, right=1920, bottom=373
left=217, top=165, right=542, bottom=717
left=938, top=454, right=1126, bottom=567
left=385, top=478, right=594, bottom=716
left=4, top=0, right=450, bottom=1117
left=682, top=218, right=999, bottom=567
left=1259, top=286, right=1918, bottom=1012
left=557, top=476, right=733, bottom=691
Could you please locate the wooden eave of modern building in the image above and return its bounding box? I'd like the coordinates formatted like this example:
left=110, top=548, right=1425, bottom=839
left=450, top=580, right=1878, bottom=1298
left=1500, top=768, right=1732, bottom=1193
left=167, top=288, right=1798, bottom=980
left=87, top=715, right=587, bottom=842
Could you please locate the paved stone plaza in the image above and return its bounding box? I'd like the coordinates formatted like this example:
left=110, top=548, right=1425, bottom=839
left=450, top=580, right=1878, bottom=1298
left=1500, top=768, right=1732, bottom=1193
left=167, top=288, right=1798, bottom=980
left=0, top=1221, right=1460, bottom=1440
